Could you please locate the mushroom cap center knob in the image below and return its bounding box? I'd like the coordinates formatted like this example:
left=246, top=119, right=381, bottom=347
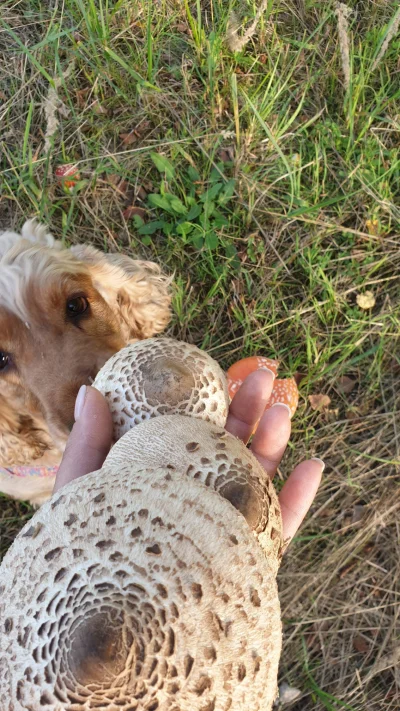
left=93, top=338, right=230, bottom=439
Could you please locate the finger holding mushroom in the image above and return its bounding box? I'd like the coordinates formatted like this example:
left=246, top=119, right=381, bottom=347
left=227, top=356, right=299, bottom=424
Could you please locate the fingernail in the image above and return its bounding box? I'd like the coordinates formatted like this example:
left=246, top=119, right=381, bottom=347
left=74, top=385, right=87, bottom=421
left=259, top=367, right=276, bottom=380
left=311, top=457, right=325, bottom=472
left=271, top=402, right=291, bottom=416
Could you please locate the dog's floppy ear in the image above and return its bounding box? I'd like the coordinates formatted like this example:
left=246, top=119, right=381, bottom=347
left=70, top=245, right=172, bottom=340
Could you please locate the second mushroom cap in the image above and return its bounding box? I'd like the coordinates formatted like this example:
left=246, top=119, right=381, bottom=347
left=94, top=338, right=230, bottom=440
left=105, top=414, right=283, bottom=569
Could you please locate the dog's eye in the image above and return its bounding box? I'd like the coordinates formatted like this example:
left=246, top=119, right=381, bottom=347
left=66, top=296, right=89, bottom=318
left=0, top=352, right=10, bottom=371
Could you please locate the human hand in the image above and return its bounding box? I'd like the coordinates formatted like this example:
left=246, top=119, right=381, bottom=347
left=54, top=370, right=323, bottom=545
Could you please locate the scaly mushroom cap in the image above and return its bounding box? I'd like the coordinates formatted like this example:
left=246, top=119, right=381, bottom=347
left=0, top=465, right=281, bottom=711
left=106, top=415, right=283, bottom=568
left=94, top=338, right=230, bottom=440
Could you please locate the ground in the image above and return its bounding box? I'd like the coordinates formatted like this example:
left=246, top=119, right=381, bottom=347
left=0, top=1, right=399, bottom=708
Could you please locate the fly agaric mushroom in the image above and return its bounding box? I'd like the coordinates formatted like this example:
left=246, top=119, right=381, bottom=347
left=227, top=355, right=280, bottom=398
left=54, top=163, right=80, bottom=190
left=0, top=466, right=281, bottom=710
left=94, top=338, right=230, bottom=439
left=266, top=377, right=299, bottom=417
left=105, top=414, right=283, bottom=567
left=227, top=356, right=299, bottom=420
left=0, top=338, right=284, bottom=710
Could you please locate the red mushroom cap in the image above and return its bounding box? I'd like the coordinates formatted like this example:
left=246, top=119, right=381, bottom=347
left=227, top=355, right=299, bottom=431
left=54, top=164, right=80, bottom=189
left=265, top=377, right=299, bottom=419
left=227, top=356, right=279, bottom=398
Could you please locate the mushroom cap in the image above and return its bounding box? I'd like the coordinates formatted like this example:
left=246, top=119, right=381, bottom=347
left=265, top=377, right=299, bottom=419
left=227, top=356, right=279, bottom=398
left=106, top=415, right=283, bottom=568
left=93, top=338, right=230, bottom=440
left=0, top=465, right=281, bottom=711
left=227, top=356, right=299, bottom=425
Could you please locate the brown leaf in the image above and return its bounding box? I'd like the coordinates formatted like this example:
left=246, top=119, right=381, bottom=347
left=123, top=205, right=146, bottom=220
left=76, top=87, right=90, bottom=107
left=137, top=186, right=148, bottom=201
left=353, top=635, right=370, bottom=653
left=218, top=147, right=234, bottom=163
left=308, top=393, right=331, bottom=411
left=338, top=376, right=357, bottom=394
left=120, top=131, right=138, bottom=146
left=107, top=174, right=121, bottom=186
left=92, top=100, right=107, bottom=115
left=175, top=22, right=189, bottom=33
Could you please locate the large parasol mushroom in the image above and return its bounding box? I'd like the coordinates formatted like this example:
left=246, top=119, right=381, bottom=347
left=0, top=339, right=283, bottom=710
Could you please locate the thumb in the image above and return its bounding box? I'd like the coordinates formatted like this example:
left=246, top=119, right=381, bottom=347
left=54, top=386, right=113, bottom=493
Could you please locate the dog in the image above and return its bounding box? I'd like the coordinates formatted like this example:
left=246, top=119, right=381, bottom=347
left=0, top=220, right=172, bottom=504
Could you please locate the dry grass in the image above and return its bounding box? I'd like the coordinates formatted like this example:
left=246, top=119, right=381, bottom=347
left=0, top=0, right=399, bottom=708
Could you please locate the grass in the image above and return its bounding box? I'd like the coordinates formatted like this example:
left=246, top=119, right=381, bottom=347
left=0, top=1, right=399, bottom=708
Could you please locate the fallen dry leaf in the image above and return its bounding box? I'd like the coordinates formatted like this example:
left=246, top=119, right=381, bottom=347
left=353, top=635, right=370, bottom=654
left=218, top=146, right=234, bottom=163
left=137, top=186, right=148, bottom=201
left=120, top=131, right=138, bottom=146
left=175, top=22, right=190, bottom=33
left=338, top=375, right=357, bottom=394
left=123, top=205, right=146, bottom=220
left=308, top=393, right=331, bottom=411
left=76, top=87, right=90, bottom=107
left=92, top=100, right=107, bottom=115
left=356, top=291, right=376, bottom=309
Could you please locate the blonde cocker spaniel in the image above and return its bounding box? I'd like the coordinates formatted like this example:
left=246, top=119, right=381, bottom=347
left=0, top=220, right=172, bottom=504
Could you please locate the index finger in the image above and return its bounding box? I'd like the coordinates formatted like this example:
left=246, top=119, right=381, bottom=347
left=225, top=368, right=275, bottom=443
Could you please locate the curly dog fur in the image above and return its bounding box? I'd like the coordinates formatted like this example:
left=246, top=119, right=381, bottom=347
left=0, top=220, right=172, bottom=502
